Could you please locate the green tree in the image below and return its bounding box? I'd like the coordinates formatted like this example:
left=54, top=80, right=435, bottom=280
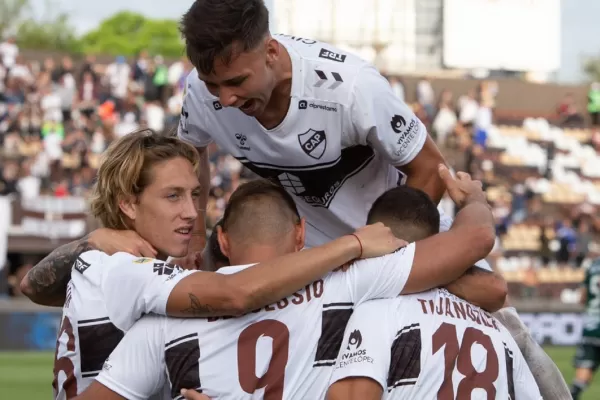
left=80, top=11, right=184, bottom=57
left=0, top=0, right=29, bottom=39
left=0, top=0, right=81, bottom=52
left=583, top=56, right=600, bottom=83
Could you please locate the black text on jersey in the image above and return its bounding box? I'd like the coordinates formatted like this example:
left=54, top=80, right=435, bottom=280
left=319, top=48, right=346, bottom=63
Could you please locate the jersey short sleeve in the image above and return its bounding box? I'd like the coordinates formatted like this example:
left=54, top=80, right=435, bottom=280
left=101, top=254, right=196, bottom=331
left=96, top=315, right=167, bottom=400
left=329, top=300, right=393, bottom=392
left=344, top=242, right=415, bottom=305
left=177, top=73, right=213, bottom=148
left=349, top=65, right=427, bottom=166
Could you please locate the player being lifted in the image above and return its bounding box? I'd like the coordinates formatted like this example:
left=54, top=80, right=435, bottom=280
left=35, top=130, right=408, bottom=399
left=326, top=188, right=544, bottom=400
left=70, top=167, right=499, bottom=400
left=571, top=258, right=600, bottom=399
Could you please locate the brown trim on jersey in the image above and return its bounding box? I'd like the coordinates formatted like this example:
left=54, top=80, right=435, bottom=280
left=387, top=324, right=421, bottom=391
left=313, top=303, right=354, bottom=367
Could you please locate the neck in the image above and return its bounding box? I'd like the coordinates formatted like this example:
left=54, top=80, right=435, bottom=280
left=229, top=244, right=290, bottom=266
left=260, top=43, right=293, bottom=122
left=156, top=251, right=169, bottom=261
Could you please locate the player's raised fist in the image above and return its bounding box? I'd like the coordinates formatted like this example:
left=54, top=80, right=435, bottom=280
left=352, top=222, right=407, bottom=259
left=438, top=164, right=486, bottom=208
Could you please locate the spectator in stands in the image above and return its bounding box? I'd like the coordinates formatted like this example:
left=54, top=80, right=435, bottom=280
left=588, top=82, right=600, bottom=126
left=0, top=36, right=18, bottom=69
left=388, top=75, right=405, bottom=102
left=556, top=219, right=577, bottom=264
left=574, top=220, right=592, bottom=267
left=432, top=89, right=457, bottom=148
left=457, top=88, right=479, bottom=128
left=416, top=76, right=435, bottom=121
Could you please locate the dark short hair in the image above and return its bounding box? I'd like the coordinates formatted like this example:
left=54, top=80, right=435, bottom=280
left=222, top=179, right=300, bottom=234
left=367, top=186, right=440, bottom=242
left=180, top=0, right=270, bottom=75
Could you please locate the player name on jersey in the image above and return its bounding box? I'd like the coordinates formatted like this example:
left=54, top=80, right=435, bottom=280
left=417, top=292, right=501, bottom=332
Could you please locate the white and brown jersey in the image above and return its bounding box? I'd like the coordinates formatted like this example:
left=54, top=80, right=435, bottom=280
left=53, top=251, right=193, bottom=399
left=95, top=245, right=417, bottom=399
left=330, top=289, right=543, bottom=399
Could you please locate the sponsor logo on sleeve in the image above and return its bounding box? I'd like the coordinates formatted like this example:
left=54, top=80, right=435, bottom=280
left=336, top=329, right=374, bottom=369
left=390, top=114, right=420, bottom=157
left=319, top=48, right=347, bottom=63
left=74, top=257, right=91, bottom=274
left=213, top=101, right=223, bottom=110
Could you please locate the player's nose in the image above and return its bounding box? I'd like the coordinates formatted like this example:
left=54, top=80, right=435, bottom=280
left=181, top=193, right=199, bottom=220
left=218, top=87, right=238, bottom=107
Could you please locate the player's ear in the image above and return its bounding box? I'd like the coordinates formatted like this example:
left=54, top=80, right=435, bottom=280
left=217, top=225, right=231, bottom=259
left=294, top=217, right=306, bottom=251
left=118, top=195, right=137, bottom=221
left=265, top=36, right=279, bottom=66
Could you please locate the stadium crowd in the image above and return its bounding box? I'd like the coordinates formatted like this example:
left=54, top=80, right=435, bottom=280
left=1, top=37, right=600, bottom=300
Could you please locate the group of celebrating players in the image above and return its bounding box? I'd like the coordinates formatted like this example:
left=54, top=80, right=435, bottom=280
left=18, top=0, right=578, bottom=398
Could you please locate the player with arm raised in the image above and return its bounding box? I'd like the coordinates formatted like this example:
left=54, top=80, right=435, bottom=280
left=72, top=167, right=496, bottom=400
left=45, top=130, right=407, bottom=400
left=21, top=0, right=501, bottom=313
left=326, top=188, right=544, bottom=400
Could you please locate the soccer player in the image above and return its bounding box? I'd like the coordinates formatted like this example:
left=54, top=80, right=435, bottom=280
left=70, top=167, right=497, bottom=400
left=571, top=258, right=600, bottom=399
left=31, top=130, right=408, bottom=399
left=327, top=188, right=544, bottom=400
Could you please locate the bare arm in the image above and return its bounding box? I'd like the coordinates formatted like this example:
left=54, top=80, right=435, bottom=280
left=444, top=267, right=508, bottom=312
left=399, top=136, right=448, bottom=203
left=402, top=198, right=496, bottom=294
left=327, top=377, right=382, bottom=400
left=73, top=381, right=126, bottom=400
left=20, top=235, right=95, bottom=306
left=166, top=235, right=362, bottom=317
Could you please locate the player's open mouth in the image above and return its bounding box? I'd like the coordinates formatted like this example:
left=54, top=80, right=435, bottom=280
left=240, top=99, right=255, bottom=113
left=175, top=227, right=192, bottom=239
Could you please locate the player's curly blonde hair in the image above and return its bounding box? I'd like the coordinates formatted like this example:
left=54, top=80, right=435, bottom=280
left=89, top=129, right=200, bottom=230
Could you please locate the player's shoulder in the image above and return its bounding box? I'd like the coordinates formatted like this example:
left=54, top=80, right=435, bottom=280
left=276, top=34, right=372, bottom=106
left=184, top=70, right=218, bottom=106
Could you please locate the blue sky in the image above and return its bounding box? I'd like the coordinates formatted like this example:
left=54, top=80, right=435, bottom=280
left=33, top=0, right=599, bottom=83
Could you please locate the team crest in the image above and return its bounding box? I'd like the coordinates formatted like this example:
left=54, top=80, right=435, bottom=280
left=133, top=258, right=153, bottom=264
left=298, top=129, right=327, bottom=160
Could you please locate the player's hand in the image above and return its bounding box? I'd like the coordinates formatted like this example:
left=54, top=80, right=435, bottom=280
left=88, top=228, right=157, bottom=257
left=180, top=389, right=211, bottom=400
left=438, top=164, right=486, bottom=209
left=352, top=222, right=407, bottom=259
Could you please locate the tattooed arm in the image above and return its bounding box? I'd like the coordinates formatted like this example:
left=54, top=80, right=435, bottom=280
left=20, top=235, right=95, bottom=307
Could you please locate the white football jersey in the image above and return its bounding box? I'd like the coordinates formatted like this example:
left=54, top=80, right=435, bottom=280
left=330, top=290, right=543, bottom=399
left=95, top=244, right=417, bottom=400
left=52, top=251, right=194, bottom=399
left=178, top=34, right=427, bottom=247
